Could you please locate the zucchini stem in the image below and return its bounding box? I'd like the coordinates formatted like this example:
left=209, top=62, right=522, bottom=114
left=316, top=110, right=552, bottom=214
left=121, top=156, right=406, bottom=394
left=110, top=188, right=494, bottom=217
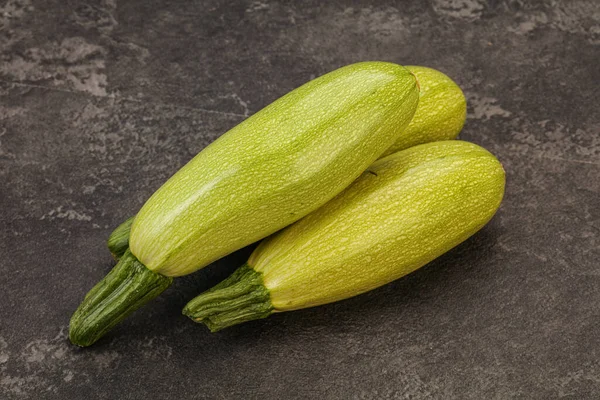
left=107, top=216, right=135, bottom=260
left=69, top=249, right=172, bottom=347
left=183, top=264, right=273, bottom=332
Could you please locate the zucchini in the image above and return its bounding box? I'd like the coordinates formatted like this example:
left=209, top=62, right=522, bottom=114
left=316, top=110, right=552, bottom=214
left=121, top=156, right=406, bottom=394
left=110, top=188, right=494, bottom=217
left=380, top=66, right=466, bottom=158
left=106, top=65, right=468, bottom=258
left=69, top=61, right=419, bottom=346
left=183, top=141, right=505, bottom=331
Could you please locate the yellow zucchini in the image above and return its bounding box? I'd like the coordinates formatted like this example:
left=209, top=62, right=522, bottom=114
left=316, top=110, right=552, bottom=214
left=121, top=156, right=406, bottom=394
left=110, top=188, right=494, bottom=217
left=184, top=141, right=505, bottom=331
left=381, top=66, right=467, bottom=157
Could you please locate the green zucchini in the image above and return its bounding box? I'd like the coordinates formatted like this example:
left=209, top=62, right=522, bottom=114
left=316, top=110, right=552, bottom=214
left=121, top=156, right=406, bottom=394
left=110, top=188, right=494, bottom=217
left=183, top=140, right=505, bottom=331
left=106, top=65, right=467, bottom=259
left=380, top=66, right=466, bottom=158
left=69, top=62, right=419, bottom=346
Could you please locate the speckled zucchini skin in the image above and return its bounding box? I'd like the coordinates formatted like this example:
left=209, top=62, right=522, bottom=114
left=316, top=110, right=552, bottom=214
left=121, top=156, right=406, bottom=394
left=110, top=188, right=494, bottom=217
left=380, top=66, right=466, bottom=158
left=131, top=62, right=419, bottom=277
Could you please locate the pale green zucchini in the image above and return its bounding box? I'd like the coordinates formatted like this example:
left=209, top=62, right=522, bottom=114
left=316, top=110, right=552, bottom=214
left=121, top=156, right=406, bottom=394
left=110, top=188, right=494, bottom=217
left=183, top=141, right=505, bottom=331
left=70, top=62, right=419, bottom=346
left=106, top=65, right=467, bottom=259
left=380, top=66, right=467, bottom=158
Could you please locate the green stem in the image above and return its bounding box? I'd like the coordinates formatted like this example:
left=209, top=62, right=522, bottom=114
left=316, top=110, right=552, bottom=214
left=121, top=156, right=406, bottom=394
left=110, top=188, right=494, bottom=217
left=107, top=216, right=135, bottom=260
left=69, top=249, right=172, bottom=347
left=183, top=264, right=274, bottom=332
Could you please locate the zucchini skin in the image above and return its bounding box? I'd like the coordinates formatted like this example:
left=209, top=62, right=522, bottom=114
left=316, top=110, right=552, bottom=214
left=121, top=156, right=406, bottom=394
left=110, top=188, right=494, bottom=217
left=130, top=62, right=419, bottom=277
left=184, top=141, right=505, bottom=330
left=380, top=66, right=466, bottom=158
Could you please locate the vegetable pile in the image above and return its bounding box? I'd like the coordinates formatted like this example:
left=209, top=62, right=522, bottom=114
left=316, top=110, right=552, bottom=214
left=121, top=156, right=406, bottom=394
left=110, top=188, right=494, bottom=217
left=70, top=62, right=504, bottom=346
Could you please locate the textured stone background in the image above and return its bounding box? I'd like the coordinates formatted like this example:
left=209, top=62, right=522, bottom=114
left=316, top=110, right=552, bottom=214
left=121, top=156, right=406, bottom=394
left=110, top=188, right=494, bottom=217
left=1, top=0, right=599, bottom=399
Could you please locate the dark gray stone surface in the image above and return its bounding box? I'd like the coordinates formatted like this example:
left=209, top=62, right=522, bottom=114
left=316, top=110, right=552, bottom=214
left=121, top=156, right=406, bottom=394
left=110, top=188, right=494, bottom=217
left=1, top=0, right=599, bottom=398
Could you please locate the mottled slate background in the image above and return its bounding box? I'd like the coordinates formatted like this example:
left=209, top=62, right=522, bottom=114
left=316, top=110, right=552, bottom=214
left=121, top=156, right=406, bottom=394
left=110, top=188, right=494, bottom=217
left=1, top=0, right=599, bottom=399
